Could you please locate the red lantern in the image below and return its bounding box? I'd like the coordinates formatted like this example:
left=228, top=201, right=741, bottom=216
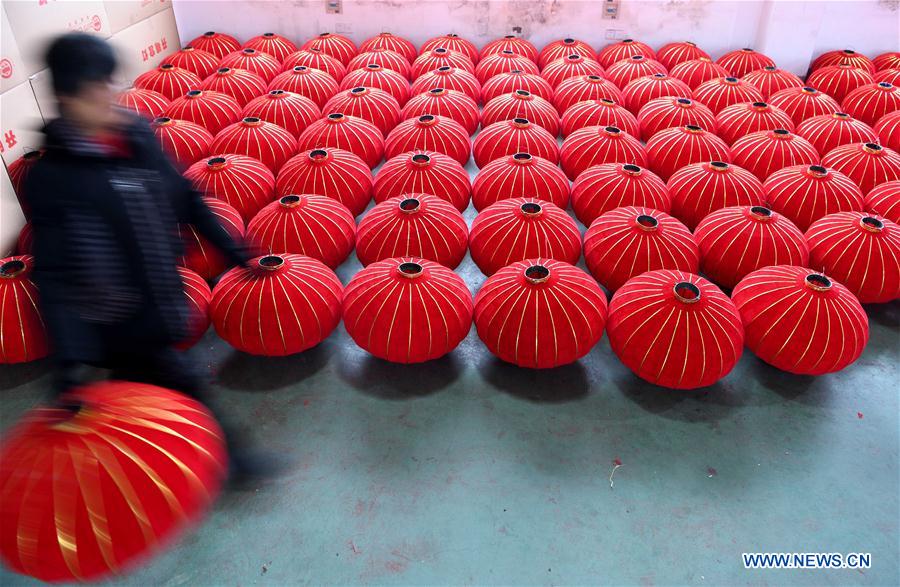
left=541, top=53, right=605, bottom=89
left=0, top=380, right=226, bottom=582
left=598, top=39, right=655, bottom=68
left=606, top=55, right=668, bottom=90
left=584, top=207, right=699, bottom=292
left=116, top=87, right=170, bottom=119
left=301, top=32, right=357, bottom=66
left=281, top=49, right=347, bottom=82
left=411, top=66, right=482, bottom=102
left=731, top=129, right=819, bottom=181
left=636, top=96, right=715, bottom=141
left=822, top=141, right=900, bottom=194
left=741, top=66, right=804, bottom=100
left=134, top=64, right=201, bottom=101
left=412, top=48, right=476, bottom=80
left=185, top=154, right=274, bottom=223
left=341, top=64, right=411, bottom=105
left=873, top=52, right=900, bottom=71
left=668, top=161, right=765, bottom=230
left=732, top=265, right=868, bottom=375
left=646, top=124, right=731, bottom=182
left=480, top=36, right=539, bottom=62
left=163, top=46, right=219, bottom=78
left=865, top=180, right=900, bottom=223
left=188, top=31, right=241, bottom=59
left=243, top=32, right=298, bottom=63
left=795, top=112, right=878, bottom=155
left=471, top=153, right=569, bottom=211
left=561, top=125, right=647, bottom=180
left=218, top=48, right=282, bottom=83
left=348, top=48, right=412, bottom=80
left=469, top=198, right=581, bottom=275
left=607, top=270, right=744, bottom=389
left=151, top=117, right=213, bottom=170
left=163, top=89, right=242, bottom=135
left=475, top=50, right=539, bottom=85
left=768, top=86, right=841, bottom=126
left=268, top=66, right=338, bottom=109
left=715, top=101, right=795, bottom=145
left=200, top=67, right=267, bottom=106
left=716, top=48, right=775, bottom=78
left=323, top=86, right=401, bottom=136
left=481, top=70, right=554, bottom=103
left=0, top=256, right=48, bottom=363
left=764, top=164, right=864, bottom=231
left=7, top=151, right=43, bottom=218
left=343, top=258, right=472, bottom=363
left=692, top=76, right=765, bottom=115
left=355, top=194, right=468, bottom=268
left=212, top=117, right=296, bottom=173
left=876, top=68, right=900, bottom=86
left=473, top=118, right=559, bottom=168
left=298, top=113, right=385, bottom=169
left=16, top=223, right=33, bottom=255
left=243, top=89, right=321, bottom=137
left=669, top=58, right=730, bottom=90
left=384, top=114, right=470, bottom=165
left=841, top=82, right=900, bottom=126
left=421, top=34, right=479, bottom=64
left=539, top=38, right=598, bottom=69
left=276, top=148, right=373, bottom=216
left=621, top=73, right=692, bottom=115
left=656, top=41, right=710, bottom=70
left=561, top=98, right=638, bottom=137
left=178, top=197, right=245, bottom=279
left=695, top=205, right=809, bottom=289
left=177, top=266, right=212, bottom=349
left=571, top=163, right=671, bottom=226
left=810, top=49, right=876, bottom=74
left=806, top=211, right=900, bottom=303
left=553, top=75, right=623, bottom=114
left=402, top=88, right=480, bottom=135
left=373, top=151, right=471, bottom=211
left=247, top=194, right=356, bottom=268
left=211, top=254, right=343, bottom=355
left=360, top=32, right=417, bottom=63
left=481, top=90, right=560, bottom=136
left=807, top=64, right=876, bottom=103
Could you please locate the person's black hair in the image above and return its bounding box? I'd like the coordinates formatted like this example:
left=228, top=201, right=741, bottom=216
left=45, top=33, right=118, bottom=96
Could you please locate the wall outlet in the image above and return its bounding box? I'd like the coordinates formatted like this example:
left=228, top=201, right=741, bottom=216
left=334, top=22, right=352, bottom=34
left=605, top=28, right=625, bottom=40
left=325, top=0, right=342, bottom=15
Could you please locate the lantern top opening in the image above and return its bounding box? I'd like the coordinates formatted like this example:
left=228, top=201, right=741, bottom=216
left=674, top=281, right=701, bottom=303
left=0, top=259, right=26, bottom=278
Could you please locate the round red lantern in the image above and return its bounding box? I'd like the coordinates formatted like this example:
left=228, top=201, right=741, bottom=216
left=646, top=124, right=731, bottom=182
left=0, top=380, right=225, bottom=582
left=716, top=48, right=775, bottom=78
left=541, top=53, right=605, bottom=89
left=298, top=112, right=384, bottom=169
left=412, top=48, right=476, bottom=80
left=301, top=32, right=357, bottom=66
left=539, top=38, right=598, bottom=69
left=571, top=163, right=670, bottom=226
left=474, top=259, right=607, bottom=369
left=323, top=86, right=401, bottom=136
left=636, top=96, right=715, bottom=141
left=185, top=154, right=274, bottom=223
left=151, top=117, right=213, bottom=170
left=212, top=117, right=296, bottom=173
left=281, top=49, right=347, bottom=82
left=669, top=58, right=730, bottom=90
left=822, top=141, right=900, bottom=194
left=621, top=73, right=692, bottom=115
left=0, top=256, right=48, bottom=364
left=561, top=98, right=638, bottom=137
left=795, top=112, right=878, bottom=155
left=768, top=85, right=841, bottom=126
left=694, top=205, right=809, bottom=289
left=553, top=75, right=623, bottom=114
left=584, top=207, right=698, bottom=292
left=469, top=198, right=581, bottom=275
left=807, top=64, right=876, bottom=103
left=6, top=151, right=42, bottom=218
left=810, top=49, right=876, bottom=74
left=481, top=90, right=560, bottom=136
left=865, top=180, right=900, bottom=223
left=268, top=66, right=338, bottom=109
left=355, top=194, right=468, bottom=268
left=481, top=70, right=554, bottom=102
left=561, top=125, right=647, bottom=180
left=247, top=194, right=356, bottom=268
left=243, top=89, right=321, bottom=137
left=731, top=129, right=820, bottom=181
left=211, top=254, right=342, bottom=355
left=598, top=39, right=655, bottom=68
left=188, top=30, right=241, bottom=59
left=341, top=64, right=411, bottom=105
left=806, top=211, right=900, bottom=303
left=411, top=66, right=482, bottom=102
left=243, top=32, right=298, bottom=63
left=16, top=223, right=33, bottom=255
left=741, top=66, right=804, bottom=100
left=177, top=265, right=212, bottom=349
left=472, top=153, right=570, bottom=211
left=668, top=161, right=765, bottom=230
left=764, top=164, right=864, bottom=231
left=692, top=76, right=765, bottom=115
left=218, top=48, right=282, bottom=83
left=163, top=89, right=242, bottom=135
left=374, top=151, right=470, bottom=211
left=348, top=48, right=412, bottom=80
left=200, top=67, right=267, bottom=106
left=841, top=82, right=900, bottom=126
left=177, top=197, right=245, bottom=279
left=481, top=36, right=539, bottom=62
left=877, top=68, right=900, bottom=86
left=606, top=55, right=668, bottom=90
left=384, top=114, right=470, bottom=165
left=715, top=101, right=795, bottom=145
left=276, top=148, right=373, bottom=216
left=607, top=270, right=743, bottom=389
left=163, top=46, right=219, bottom=78
left=873, top=52, right=900, bottom=72
left=343, top=258, right=472, bottom=363
left=134, top=63, right=201, bottom=101
left=421, top=34, right=479, bottom=64
left=732, top=265, right=869, bottom=375
left=475, top=50, right=539, bottom=85
left=656, top=41, right=710, bottom=70
left=402, top=88, right=480, bottom=135
left=474, top=118, right=559, bottom=167
left=360, top=32, right=417, bottom=63
left=116, top=87, right=170, bottom=119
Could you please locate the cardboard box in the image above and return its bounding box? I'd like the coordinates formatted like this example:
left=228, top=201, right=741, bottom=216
left=104, top=0, right=170, bottom=34
left=1, top=6, right=29, bottom=93
left=0, top=162, right=25, bottom=257
left=28, top=68, right=57, bottom=120
left=108, top=7, right=180, bottom=87
left=0, top=82, right=45, bottom=168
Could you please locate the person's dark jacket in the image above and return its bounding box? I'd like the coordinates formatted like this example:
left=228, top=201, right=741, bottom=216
left=24, top=111, right=246, bottom=365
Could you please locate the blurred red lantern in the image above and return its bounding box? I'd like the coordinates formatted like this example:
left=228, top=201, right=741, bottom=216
left=646, top=124, right=731, bottom=182
left=768, top=86, right=841, bottom=126
left=469, top=198, right=581, bottom=275
left=621, top=73, right=692, bottom=115
left=608, top=270, right=743, bottom=389
left=355, top=194, right=468, bottom=268
left=810, top=49, right=875, bottom=74
left=374, top=151, right=470, bottom=211
left=669, top=58, right=730, bottom=90
left=553, top=75, right=622, bottom=114
left=384, top=114, right=470, bottom=165
left=822, top=141, right=900, bottom=194
left=421, top=34, right=480, bottom=64
left=481, top=90, right=560, bottom=136
left=116, top=87, right=170, bottom=119
left=715, top=101, right=795, bottom=145
left=0, top=381, right=225, bottom=582
left=348, top=48, right=412, bottom=80
left=163, top=89, right=242, bottom=135
left=323, top=86, right=401, bottom=136
left=656, top=41, right=710, bottom=70
left=841, top=82, right=900, bottom=126
left=268, top=66, right=338, bottom=109
left=668, top=161, right=765, bottom=230
left=151, top=117, right=213, bottom=170
left=741, top=66, right=804, bottom=99
left=16, top=223, right=33, bottom=255
left=212, top=117, right=296, bottom=173
left=692, top=76, right=765, bottom=115
left=474, top=259, right=607, bottom=368
left=472, top=153, right=569, bottom=211
left=806, top=211, right=900, bottom=303
left=243, top=32, right=298, bottom=63
left=598, top=39, right=655, bottom=68
left=298, top=113, right=384, bottom=169
left=694, top=205, right=809, bottom=289
left=134, top=64, right=201, bottom=101
left=188, top=30, right=241, bottom=59
left=163, top=46, right=219, bottom=78
left=865, top=180, right=900, bottom=223
left=247, top=194, right=356, bottom=268
left=539, top=38, right=598, bottom=69
left=584, top=207, right=698, bottom=292
left=301, top=32, right=357, bottom=66
left=541, top=53, right=605, bottom=89
left=807, top=64, right=876, bottom=103
left=795, top=112, right=878, bottom=155
left=561, top=125, right=647, bottom=180
left=343, top=258, right=472, bottom=363
left=276, top=148, right=373, bottom=216
left=0, top=256, right=48, bottom=364
left=211, top=254, right=343, bottom=355
left=606, top=55, right=668, bottom=89
left=281, top=49, right=347, bottom=82
left=185, top=154, right=275, bottom=223
left=475, top=50, right=539, bottom=85
left=873, top=52, right=900, bottom=71
left=218, top=48, right=282, bottom=83
left=402, top=88, right=480, bottom=135
left=763, top=164, right=864, bottom=231
left=571, top=163, right=670, bottom=226
left=411, top=66, right=482, bottom=102
left=243, top=89, right=321, bottom=137
left=200, top=67, right=267, bottom=106
left=7, top=151, right=43, bottom=218
left=341, top=64, right=410, bottom=105
left=636, top=96, right=715, bottom=141
left=481, top=70, right=554, bottom=103
left=360, top=32, right=417, bottom=63
left=481, top=36, right=539, bottom=62
left=177, top=197, right=245, bottom=279
left=732, top=265, right=869, bottom=375
left=561, top=98, right=637, bottom=137
left=412, top=48, right=476, bottom=80
left=473, top=118, right=559, bottom=168
left=177, top=266, right=212, bottom=349
left=731, top=129, right=819, bottom=181
left=716, top=48, right=775, bottom=78
left=877, top=68, right=900, bottom=86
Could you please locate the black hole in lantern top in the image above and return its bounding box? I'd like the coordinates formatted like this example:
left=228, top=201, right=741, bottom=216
left=515, top=89, right=531, bottom=96
left=636, top=214, right=659, bottom=229
left=280, top=195, right=301, bottom=205
left=513, top=153, right=532, bottom=161
left=350, top=87, right=366, bottom=94
left=864, top=142, right=882, bottom=151
left=153, top=117, right=172, bottom=124
left=685, top=124, right=702, bottom=131
left=604, top=126, right=621, bottom=134
left=674, top=282, right=701, bottom=303
left=809, top=164, right=827, bottom=174
left=750, top=206, right=773, bottom=217
left=510, top=69, right=523, bottom=74
left=773, top=129, right=790, bottom=135
left=862, top=216, right=884, bottom=230
left=520, top=202, right=542, bottom=215
left=269, top=89, right=285, bottom=95
left=399, top=198, right=421, bottom=212
left=429, top=88, right=444, bottom=94
left=752, top=101, right=767, bottom=107
left=802, top=86, right=816, bottom=92
left=243, top=116, right=261, bottom=124
left=0, top=260, right=26, bottom=278
left=437, top=66, right=451, bottom=71
left=418, top=115, right=435, bottom=122
left=293, top=66, right=307, bottom=72
left=258, top=255, right=285, bottom=269
left=725, top=77, right=738, bottom=82
left=398, top=262, right=424, bottom=276
left=564, top=38, right=575, bottom=43
left=524, top=265, right=550, bottom=282
left=187, top=89, right=202, bottom=96
left=161, top=63, right=174, bottom=70
left=411, top=153, right=431, bottom=164
left=217, top=67, right=231, bottom=74
left=677, top=98, right=692, bottom=104
left=763, top=66, right=776, bottom=71
left=710, top=161, right=729, bottom=169
left=805, top=274, right=832, bottom=290
left=327, top=113, right=345, bottom=120
left=204, top=31, right=216, bottom=36
left=513, top=117, right=530, bottom=125
left=587, top=75, right=602, bottom=80
left=501, top=50, right=515, bottom=55
left=310, top=149, right=328, bottom=160
left=623, top=164, right=642, bottom=173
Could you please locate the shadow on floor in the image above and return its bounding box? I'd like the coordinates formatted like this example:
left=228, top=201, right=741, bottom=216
left=216, top=344, right=330, bottom=392
left=336, top=352, right=462, bottom=399
left=867, top=300, right=899, bottom=328
left=0, top=359, right=50, bottom=390
left=614, top=369, right=749, bottom=423
left=477, top=356, right=590, bottom=403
